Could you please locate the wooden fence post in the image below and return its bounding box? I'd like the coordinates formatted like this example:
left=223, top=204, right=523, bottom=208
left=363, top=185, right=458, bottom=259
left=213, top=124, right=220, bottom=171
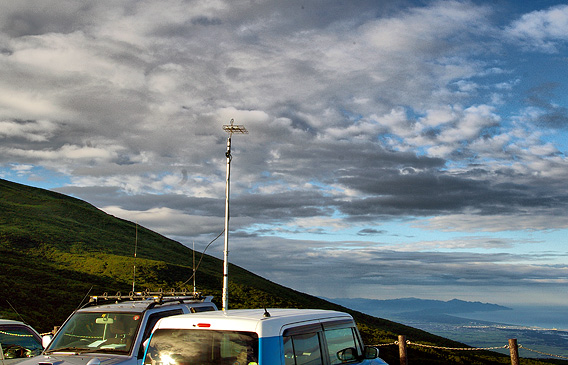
left=509, top=338, right=519, bottom=365
left=398, top=335, right=408, bottom=365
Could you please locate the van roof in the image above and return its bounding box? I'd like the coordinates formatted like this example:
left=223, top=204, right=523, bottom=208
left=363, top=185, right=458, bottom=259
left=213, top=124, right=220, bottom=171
left=154, top=308, right=353, bottom=338
left=78, top=296, right=215, bottom=313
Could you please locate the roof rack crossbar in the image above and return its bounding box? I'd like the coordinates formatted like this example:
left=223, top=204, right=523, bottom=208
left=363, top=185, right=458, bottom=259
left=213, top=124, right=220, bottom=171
left=85, top=290, right=204, bottom=307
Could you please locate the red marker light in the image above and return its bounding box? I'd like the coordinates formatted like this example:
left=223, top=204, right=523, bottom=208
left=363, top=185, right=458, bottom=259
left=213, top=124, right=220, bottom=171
left=197, top=323, right=211, bottom=328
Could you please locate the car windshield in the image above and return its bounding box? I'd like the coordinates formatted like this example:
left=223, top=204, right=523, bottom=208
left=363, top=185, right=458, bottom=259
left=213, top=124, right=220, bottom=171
left=144, top=329, right=258, bottom=365
left=0, top=324, right=43, bottom=360
left=46, top=312, right=142, bottom=354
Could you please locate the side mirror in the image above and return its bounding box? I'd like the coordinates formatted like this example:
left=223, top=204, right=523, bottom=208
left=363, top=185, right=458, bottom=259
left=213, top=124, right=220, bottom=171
left=363, top=346, right=379, bottom=359
left=336, top=347, right=357, bottom=362
left=42, top=335, right=53, bottom=349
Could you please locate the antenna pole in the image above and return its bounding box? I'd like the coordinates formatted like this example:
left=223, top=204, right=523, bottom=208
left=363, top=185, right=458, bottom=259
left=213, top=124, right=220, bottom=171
left=132, top=223, right=138, bottom=293
left=221, top=119, right=248, bottom=311
left=222, top=136, right=231, bottom=311
left=193, top=241, right=196, bottom=294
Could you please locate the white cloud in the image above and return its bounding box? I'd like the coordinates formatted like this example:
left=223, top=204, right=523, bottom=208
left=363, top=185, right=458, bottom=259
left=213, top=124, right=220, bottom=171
left=0, top=119, right=58, bottom=141
left=437, top=104, right=501, bottom=144
left=102, top=205, right=222, bottom=238
left=505, top=4, right=568, bottom=52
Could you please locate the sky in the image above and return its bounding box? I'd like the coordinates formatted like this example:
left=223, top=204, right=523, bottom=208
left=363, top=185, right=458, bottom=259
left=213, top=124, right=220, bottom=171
left=1, top=0, right=568, bottom=307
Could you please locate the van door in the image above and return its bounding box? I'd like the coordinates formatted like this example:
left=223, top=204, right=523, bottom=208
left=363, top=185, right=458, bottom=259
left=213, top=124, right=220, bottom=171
left=282, top=323, right=325, bottom=365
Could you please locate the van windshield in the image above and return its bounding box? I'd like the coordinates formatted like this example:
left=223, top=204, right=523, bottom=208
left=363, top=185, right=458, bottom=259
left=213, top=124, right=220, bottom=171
left=46, top=312, right=141, bottom=355
left=144, top=329, right=258, bottom=365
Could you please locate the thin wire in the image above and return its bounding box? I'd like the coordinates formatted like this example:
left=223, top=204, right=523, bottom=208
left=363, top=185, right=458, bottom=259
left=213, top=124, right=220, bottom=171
left=181, top=230, right=224, bottom=287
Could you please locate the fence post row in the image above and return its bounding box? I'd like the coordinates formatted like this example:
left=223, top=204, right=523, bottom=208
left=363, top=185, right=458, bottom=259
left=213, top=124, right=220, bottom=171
left=383, top=336, right=528, bottom=364
left=509, top=338, right=519, bottom=365
left=398, top=335, right=408, bottom=365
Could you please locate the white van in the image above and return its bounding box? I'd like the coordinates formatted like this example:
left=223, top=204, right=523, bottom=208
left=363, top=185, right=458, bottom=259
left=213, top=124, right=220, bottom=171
left=143, top=308, right=388, bottom=365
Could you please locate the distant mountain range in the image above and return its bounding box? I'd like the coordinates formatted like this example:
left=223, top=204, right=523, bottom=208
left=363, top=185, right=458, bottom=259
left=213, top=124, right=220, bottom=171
left=325, top=297, right=511, bottom=317
left=326, top=297, right=568, bottom=359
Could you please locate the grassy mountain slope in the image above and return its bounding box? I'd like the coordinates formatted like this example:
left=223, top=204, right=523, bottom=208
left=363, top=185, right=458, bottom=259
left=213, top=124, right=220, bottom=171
left=0, top=178, right=563, bottom=365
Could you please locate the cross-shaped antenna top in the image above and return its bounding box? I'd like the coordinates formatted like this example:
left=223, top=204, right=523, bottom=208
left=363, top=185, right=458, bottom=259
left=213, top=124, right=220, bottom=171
left=222, top=119, right=248, bottom=135
left=220, top=118, right=247, bottom=311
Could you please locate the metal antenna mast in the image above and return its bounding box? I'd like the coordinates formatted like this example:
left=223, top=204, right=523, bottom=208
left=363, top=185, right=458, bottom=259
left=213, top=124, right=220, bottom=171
left=132, top=222, right=138, bottom=293
left=221, top=118, right=248, bottom=311
left=192, top=241, right=196, bottom=295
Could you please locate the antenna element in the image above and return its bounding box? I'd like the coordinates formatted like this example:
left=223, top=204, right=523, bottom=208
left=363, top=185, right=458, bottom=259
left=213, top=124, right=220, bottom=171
left=221, top=119, right=248, bottom=311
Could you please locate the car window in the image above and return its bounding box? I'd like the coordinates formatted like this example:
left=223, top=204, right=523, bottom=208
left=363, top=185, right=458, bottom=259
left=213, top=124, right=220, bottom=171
left=46, top=312, right=142, bottom=355
left=144, top=329, right=258, bottom=365
left=190, top=305, right=216, bottom=313
left=283, top=332, right=323, bottom=365
left=324, top=327, right=358, bottom=364
left=137, top=309, right=183, bottom=359
left=0, top=325, right=43, bottom=360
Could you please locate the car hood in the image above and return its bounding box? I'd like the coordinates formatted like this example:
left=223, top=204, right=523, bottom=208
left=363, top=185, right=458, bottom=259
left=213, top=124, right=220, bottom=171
left=14, top=354, right=133, bottom=365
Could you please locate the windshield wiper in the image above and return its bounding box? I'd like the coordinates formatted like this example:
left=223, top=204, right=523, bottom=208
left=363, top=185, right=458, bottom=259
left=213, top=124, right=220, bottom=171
left=90, top=348, right=129, bottom=354
left=45, top=347, right=92, bottom=355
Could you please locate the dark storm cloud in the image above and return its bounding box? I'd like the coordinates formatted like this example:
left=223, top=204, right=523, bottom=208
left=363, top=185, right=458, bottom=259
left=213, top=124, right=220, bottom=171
left=1, top=2, right=90, bottom=37
left=357, top=228, right=388, bottom=236
left=233, top=191, right=334, bottom=219
left=337, top=169, right=566, bottom=217
left=218, top=0, right=408, bottom=34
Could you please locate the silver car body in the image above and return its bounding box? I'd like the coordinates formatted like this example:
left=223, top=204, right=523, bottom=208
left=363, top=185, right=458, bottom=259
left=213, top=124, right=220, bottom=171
left=0, top=319, right=43, bottom=365
left=17, top=294, right=216, bottom=365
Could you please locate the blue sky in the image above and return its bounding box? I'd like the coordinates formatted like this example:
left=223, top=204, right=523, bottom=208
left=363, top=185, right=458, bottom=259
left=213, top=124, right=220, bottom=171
left=1, top=0, right=568, bottom=306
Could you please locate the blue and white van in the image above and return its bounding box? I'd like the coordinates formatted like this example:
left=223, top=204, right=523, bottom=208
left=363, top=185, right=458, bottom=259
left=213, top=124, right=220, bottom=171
left=143, top=308, right=388, bottom=365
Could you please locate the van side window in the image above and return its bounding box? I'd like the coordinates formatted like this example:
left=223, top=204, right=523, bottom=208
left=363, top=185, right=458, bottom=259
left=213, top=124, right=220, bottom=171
left=137, top=309, right=183, bottom=359
left=324, top=327, right=359, bottom=364
left=283, top=332, right=323, bottom=365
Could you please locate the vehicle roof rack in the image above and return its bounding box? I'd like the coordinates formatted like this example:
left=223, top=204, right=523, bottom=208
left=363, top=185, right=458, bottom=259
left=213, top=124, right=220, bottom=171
left=84, top=289, right=208, bottom=308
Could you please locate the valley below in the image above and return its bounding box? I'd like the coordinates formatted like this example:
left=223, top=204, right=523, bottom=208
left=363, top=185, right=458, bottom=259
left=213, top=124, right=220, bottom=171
left=328, top=297, right=568, bottom=360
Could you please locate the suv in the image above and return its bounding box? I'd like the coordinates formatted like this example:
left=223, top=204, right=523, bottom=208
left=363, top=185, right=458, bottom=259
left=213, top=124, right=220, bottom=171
left=143, top=308, right=389, bottom=365
left=0, top=319, right=43, bottom=364
left=18, top=292, right=217, bottom=365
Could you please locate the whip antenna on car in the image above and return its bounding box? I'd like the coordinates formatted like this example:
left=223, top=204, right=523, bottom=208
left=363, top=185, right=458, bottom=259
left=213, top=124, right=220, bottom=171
left=6, top=300, right=26, bottom=324
left=221, top=119, right=248, bottom=311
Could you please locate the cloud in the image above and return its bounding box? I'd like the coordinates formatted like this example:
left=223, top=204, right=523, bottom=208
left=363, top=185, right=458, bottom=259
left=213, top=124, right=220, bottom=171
left=1, top=0, right=562, bottom=224
left=504, top=4, right=568, bottom=53
left=418, top=213, right=568, bottom=232
left=0, top=119, right=58, bottom=141
left=102, top=205, right=223, bottom=240
left=524, top=83, right=568, bottom=129
left=357, top=228, right=388, bottom=236
left=225, top=235, right=568, bottom=302
left=2, top=0, right=568, bottom=305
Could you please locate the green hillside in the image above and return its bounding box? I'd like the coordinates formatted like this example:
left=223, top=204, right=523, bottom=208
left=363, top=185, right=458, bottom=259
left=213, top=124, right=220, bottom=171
left=0, top=178, right=564, bottom=365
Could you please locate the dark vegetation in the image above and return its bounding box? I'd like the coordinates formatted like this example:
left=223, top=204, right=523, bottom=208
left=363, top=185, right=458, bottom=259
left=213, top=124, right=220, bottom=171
left=0, top=178, right=565, bottom=365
